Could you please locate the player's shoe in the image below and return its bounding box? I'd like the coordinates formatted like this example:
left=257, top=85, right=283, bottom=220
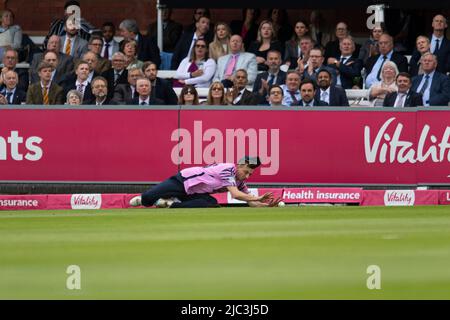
left=129, top=195, right=142, bottom=207
left=155, top=197, right=181, bottom=208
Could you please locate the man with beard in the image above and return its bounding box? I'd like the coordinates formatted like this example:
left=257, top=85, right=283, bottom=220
left=315, top=69, right=349, bottom=106
left=142, top=61, right=178, bottom=105
left=83, top=76, right=115, bottom=105
left=294, top=79, right=328, bottom=107
left=225, top=69, right=259, bottom=105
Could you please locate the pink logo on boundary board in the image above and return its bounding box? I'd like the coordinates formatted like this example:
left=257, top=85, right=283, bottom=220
left=71, top=194, right=102, bottom=209
left=383, top=190, right=415, bottom=206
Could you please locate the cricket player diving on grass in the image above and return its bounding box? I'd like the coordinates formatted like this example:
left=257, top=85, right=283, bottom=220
left=130, top=156, right=281, bottom=208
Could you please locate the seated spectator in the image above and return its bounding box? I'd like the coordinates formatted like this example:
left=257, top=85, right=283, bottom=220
left=293, top=36, right=314, bottom=71
left=178, top=85, right=200, bottom=105
left=230, top=9, right=260, bottom=51
left=253, top=50, right=286, bottom=104
left=175, top=39, right=216, bottom=88
left=206, top=81, right=228, bottom=105
left=185, top=8, right=212, bottom=34
left=142, top=61, right=178, bottom=105
left=65, top=89, right=83, bottom=105
left=112, top=66, right=143, bottom=104
left=0, top=70, right=26, bottom=105
left=60, top=17, right=89, bottom=59
left=284, top=20, right=310, bottom=70
left=365, top=33, right=408, bottom=88
left=248, top=20, right=284, bottom=71
left=86, top=35, right=111, bottom=74
left=358, top=24, right=385, bottom=65
left=121, top=39, right=143, bottom=70
left=101, top=52, right=128, bottom=99
left=31, top=35, right=74, bottom=80
left=60, top=60, right=94, bottom=103
left=295, top=79, right=328, bottom=106
left=280, top=71, right=301, bottom=106
left=26, top=62, right=64, bottom=105
left=409, top=36, right=431, bottom=77
left=225, top=69, right=259, bottom=105
left=324, top=22, right=360, bottom=62
left=368, top=61, right=399, bottom=106
left=267, top=9, right=292, bottom=44
left=327, top=36, right=363, bottom=89
left=44, top=0, right=94, bottom=48
left=315, top=69, right=349, bottom=106
left=30, top=51, right=65, bottom=85
left=297, top=47, right=337, bottom=86
left=214, top=35, right=258, bottom=87
left=0, top=9, right=22, bottom=58
left=119, top=19, right=160, bottom=67
left=126, top=77, right=164, bottom=106
left=383, top=72, right=423, bottom=107
left=411, top=52, right=450, bottom=106
left=265, top=84, right=286, bottom=106
left=171, top=15, right=212, bottom=70
left=101, top=22, right=120, bottom=61
left=208, top=22, right=231, bottom=62
left=83, top=76, right=115, bottom=105
left=0, top=48, right=28, bottom=92
left=309, top=10, right=332, bottom=48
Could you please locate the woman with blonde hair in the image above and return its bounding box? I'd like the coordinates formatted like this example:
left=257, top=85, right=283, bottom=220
left=208, top=22, right=231, bottom=62
left=368, top=61, right=399, bottom=106
left=205, top=81, right=228, bottom=105
left=248, top=20, right=283, bottom=71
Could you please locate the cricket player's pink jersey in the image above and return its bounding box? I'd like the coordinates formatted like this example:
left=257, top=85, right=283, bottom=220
left=180, top=163, right=249, bottom=195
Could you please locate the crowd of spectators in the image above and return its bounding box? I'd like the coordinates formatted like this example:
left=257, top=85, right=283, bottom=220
left=0, top=1, right=449, bottom=108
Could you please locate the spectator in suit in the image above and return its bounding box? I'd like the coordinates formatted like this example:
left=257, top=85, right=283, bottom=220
left=429, top=14, right=450, bottom=74
left=358, top=24, right=385, bottom=65
left=298, top=47, right=337, bottom=86
left=175, top=39, right=216, bottom=88
left=26, top=62, right=64, bottom=105
left=265, top=84, right=286, bottom=106
left=86, top=35, right=111, bottom=74
left=142, top=61, right=178, bottom=105
left=315, top=69, right=349, bottom=107
left=83, top=76, right=114, bottom=105
left=409, top=36, right=431, bottom=77
left=148, top=8, right=182, bottom=54
left=253, top=50, right=287, bottom=104
left=411, top=52, right=450, bottom=106
left=60, top=60, right=94, bottom=103
left=308, top=10, right=332, bottom=48
left=30, top=35, right=74, bottom=79
left=77, top=51, right=100, bottom=83
left=248, top=20, right=284, bottom=71
left=101, top=52, right=128, bottom=99
left=225, top=69, right=259, bottom=106
left=0, top=48, right=28, bottom=92
left=369, top=61, right=399, bottom=106
left=365, top=33, right=408, bottom=88
left=280, top=71, right=301, bottom=106
left=267, top=9, right=292, bottom=44
left=60, top=17, right=89, bottom=59
left=171, top=15, right=212, bottom=70
left=208, top=22, right=231, bottom=62
left=178, top=85, right=200, bottom=105
left=126, top=77, right=164, bottom=106
left=284, top=20, right=310, bottom=70
left=0, top=9, right=22, bottom=55
left=0, top=70, right=26, bottom=105
left=230, top=9, right=260, bottom=51
left=383, top=72, right=423, bottom=107
left=185, top=8, right=212, bottom=33
left=205, top=81, right=228, bottom=105
left=113, top=66, right=143, bottom=104
left=118, top=19, right=161, bottom=67
left=295, top=79, right=328, bottom=106
left=214, top=35, right=258, bottom=87
left=101, top=22, right=120, bottom=61
left=30, top=51, right=65, bottom=85
left=327, top=36, right=363, bottom=89
left=65, top=89, right=83, bottom=105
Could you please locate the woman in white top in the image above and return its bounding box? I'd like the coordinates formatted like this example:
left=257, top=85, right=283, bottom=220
left=208, top=22, right=231, bottom=62
left=0, top=9, right=22, bottom=51
left=175, top=39, right=216, bottom=88
left=368, top=61, right=399, bottom=106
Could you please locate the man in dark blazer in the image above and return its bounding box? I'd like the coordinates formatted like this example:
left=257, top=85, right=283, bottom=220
left=126, top=78, right=164, bottom=105
left=144, top=62, right=178, bottom=105
left=253, top=50, right=287, bottom=104
left=384, top=72, right=423, bottom=107
left=226, top=69, right=259, bottom=105
left=171, top=15, right=212, bottom=70
left=112, top=67, right=143, bottom=104
left=315, top=69, right=349, bottom=106
left=100, top=52, right=129, bottom=99
left=82, top=76, right=116, bottom=105
left=294, top=79, right=329, bottom=107
left=147, top=8, right=183, bottom=53
left=30, top=51, right=66, bottom=85
left=26, top=62, right=64, bottom=105
left=118, top=19, right=161, bottom=67
left=429, top=14, right=450, bottom=74
left=60, top=61, right=95, bottom=103
left=365, top=33, right=408, bottom=88
left=411, top=53, right=450, bottom=106
left=0, top=48, right=29, bottom=93
left=0, top=70, right=26, bottom=105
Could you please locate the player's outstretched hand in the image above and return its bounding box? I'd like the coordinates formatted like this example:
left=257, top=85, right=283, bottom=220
left=258, top=192, right=274, bottom=203
left=267, top=197, right=282, bottom=207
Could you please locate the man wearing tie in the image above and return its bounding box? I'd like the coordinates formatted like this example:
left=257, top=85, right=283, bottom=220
left=253, top=50, right=286, bottom=104
left=411, top=53, right=450, bottom=106
left=126, top=77, right=164, bottom=106
left=365, top=33, right=408, bottom=88
left=429, top=14, right=450, bottom=74
left=383, top=72, right=423, bottom=107
left=101, top=22, right=120, bottom=61
left=26, top=62, right=64, bottom=105
left=101, top=52, right=128, bottom=99
left=0, top=71, right=26, bottom=105
left=280, top=71, right=302, bottom=106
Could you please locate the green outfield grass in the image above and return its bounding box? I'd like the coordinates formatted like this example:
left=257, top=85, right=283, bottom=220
left=1, top=206, right=449, bottom=299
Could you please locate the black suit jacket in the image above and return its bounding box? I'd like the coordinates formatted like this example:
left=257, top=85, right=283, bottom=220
left=328, top=57, right=363, bottom=89
left=431, top=37, right=450, bottom=74
left=82, top=97, right=117, bottom=106
left=411, top=72, right=450, bottom=106
left=383, top=91, right=423, bottom=107
left=113, top=84, right=136, bottom=104
left=152, top=77, right=178, bottom=105
left=101, top=68, right=129, bottom=99
left=171, top=31, right=213, bottom=70
left=1, top=88, right=27, bottom=105
left=365, top=52, right=409, bottom=74
left=294, top=99, right=329, bottom=106
left=125, top=96, right=165, bottom=105
left=315, top=86, right=349, bottom=107
left=233, top=89, right=259, bottom=106
left=408, top=51, right=422, bottom=77
left=324, top=40, right=361, bottom=62
left=61, top=76, right=95, bottom=103
left=137, top=33, right=161, bottom=67
left=229, top=20, right=258, bottom=51
left=252, top=71, right=287, bottom=104
left=148, top=20, right=183, bottom=53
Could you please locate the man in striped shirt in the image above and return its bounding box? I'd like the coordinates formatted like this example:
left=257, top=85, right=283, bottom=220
left=130, top=156, right=279, bottom=208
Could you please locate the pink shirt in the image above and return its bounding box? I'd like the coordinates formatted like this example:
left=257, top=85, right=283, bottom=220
left=181, top=163, right=249, bottom=195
